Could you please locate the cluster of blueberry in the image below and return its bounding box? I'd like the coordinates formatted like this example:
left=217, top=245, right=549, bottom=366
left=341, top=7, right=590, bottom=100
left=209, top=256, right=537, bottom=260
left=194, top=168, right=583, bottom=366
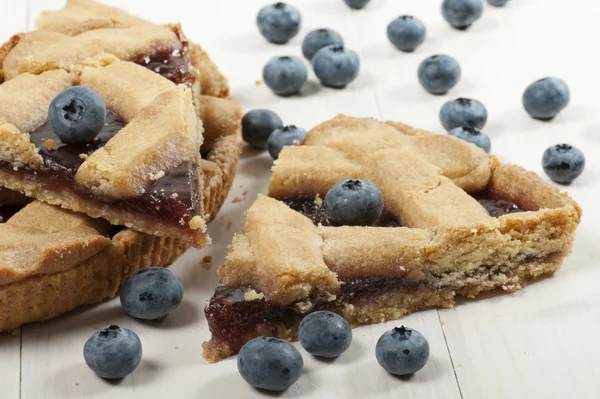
left=258, top=3, right=360, bottom=94
left=238, top=311, right=429, bottom=392
left=254, top=0, right=585, bottom=184
left=242, top=108, right=306, bottom=159
left=83, top=268, right=184, bottom=379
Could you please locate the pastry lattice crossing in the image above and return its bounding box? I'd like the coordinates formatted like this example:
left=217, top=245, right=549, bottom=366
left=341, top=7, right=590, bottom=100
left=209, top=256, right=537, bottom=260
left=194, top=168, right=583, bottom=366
left=203, top=115, right=581, bottom=361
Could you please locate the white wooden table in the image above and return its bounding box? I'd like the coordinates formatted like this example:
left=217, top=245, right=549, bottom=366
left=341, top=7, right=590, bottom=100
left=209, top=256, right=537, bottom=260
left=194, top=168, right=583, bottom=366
left=1, top=0, right=599, bottom=397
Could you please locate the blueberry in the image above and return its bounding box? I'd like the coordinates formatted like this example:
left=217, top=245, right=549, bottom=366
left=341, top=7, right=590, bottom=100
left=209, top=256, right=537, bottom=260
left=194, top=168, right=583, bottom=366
left=448, top=126, right=491, bottom=153
left=522, top=77, right=570, bottom=121
left=84, top=325, right=142, bottom=379
left=256, top=2, right=301, bottom=44
left=387, top=16, right=426, bottom=53
left=49, top=86, right=106, bottom=144
left=376, top=326, right=429, bottom=376
left=120, top=267, right=183, bottom=320
left=440, top=97, right=487, bottom=131
left=325, top=179, right=384, bottom=226
left=312, top=45, right=360, bottom=89
left=442, top=0, right=483, bottom=30
left=237, top=336, right=303, bottom=391
left=343, top=0, right=371, bottom=10
left=542, top=144, right=585, bottom=184
left=302, top=29, right=344, bottom=60
left=487, top=0, right=510, bottom=6
left=298, top=311, right=352, bottom=358
left=267, top=125, right=307, bottom=160
left=242, top=109, right=283, bottom=149
left=263, top=56, right=307, bottom=96
left=418, top=55, right=461, bottom=95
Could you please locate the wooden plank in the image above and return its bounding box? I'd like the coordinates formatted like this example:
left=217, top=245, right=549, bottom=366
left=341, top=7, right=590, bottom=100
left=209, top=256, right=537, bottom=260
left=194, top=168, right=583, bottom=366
left=432, top=0, right=600, bottom=397
left=0, top=333, right=21, bottom=399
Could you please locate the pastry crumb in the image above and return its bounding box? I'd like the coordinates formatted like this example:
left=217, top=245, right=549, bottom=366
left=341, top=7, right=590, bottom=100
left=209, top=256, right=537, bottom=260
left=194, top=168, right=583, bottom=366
left=255, top=80, right=262, bottom=86
left=171, top=192, right=179, bottom=199
left=440, top=321, right=445, bottom=326
left=313, top=194, right=323, bottom=207
left=232, top=196, right=242, bottom=203
left=295, top=300, right=313, bottom=313
left=79, top=153, right=88, bottom=160
left=189, top=216, right=206, bottom=231
left=175, top=346, right=180, bottom=350
left=243, top=290, right=265, bottom=301
left=45, top=139, right=55, bottom=150
left=202, top=256, right=213, bottom=270
left=150, top=170, right=165, bottom=180
left=225, top=221, right=233, bottom=230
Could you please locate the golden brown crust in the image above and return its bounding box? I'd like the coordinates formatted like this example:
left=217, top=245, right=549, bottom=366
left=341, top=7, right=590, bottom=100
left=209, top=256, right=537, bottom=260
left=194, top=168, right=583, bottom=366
left=36, top=0, right=150, bottom=35
left=0, top=62, right=208, bottom=244
left=75, top=86, right=201, bottom=198
left=2, top=26, right=182, bottom=80
left=189, top=43, right=230, bottom=98
left=29, top=0, right=230, bottom=98
left=198, top=96, right=241, bottom=150
left=205, top=115, right=581, bottom=361
left=202, top=134, right=243, bottom=222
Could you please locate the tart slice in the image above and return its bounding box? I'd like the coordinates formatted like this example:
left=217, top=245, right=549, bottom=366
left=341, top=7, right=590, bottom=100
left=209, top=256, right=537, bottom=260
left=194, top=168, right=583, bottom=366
left=0, top=60, right=207, bottom=246
left=0, top=197, right=189, bottom=333
left=202, top=115, right=581, bottom=362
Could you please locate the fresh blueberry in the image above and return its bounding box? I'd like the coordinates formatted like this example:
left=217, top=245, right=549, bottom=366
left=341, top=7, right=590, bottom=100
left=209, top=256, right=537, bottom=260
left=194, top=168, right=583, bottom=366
left=49, top=86, right=106, bottom=144
left=376, top=326, right=429, bottom=376
left=263, top=56, right=307, bottom=96
left=312, top=45, right=360, bottom=89
left=487, top=0, right=510, bottom=6
left=418, top=55, right=461, bottom=95
left=302, top=29, right=344, bottom=60
left=84, top=325, right=142, bottom=379
left=343, top=0, right=371, bottom=10
left=120, top=267, right=183, bottom=321
left=325, top=179, right=384, bottom=226
left=522, top=77, right=570, bottom=121
left=267, top=125, right=307, bottom=160
left=387, top=16, right=426, bottom=53
left=242, top=109, right=283, bottom=149
left=542, top=144, right=585, bottom=184
left=256, top=2, right=301, bottom=44
left=237, top=336, right=303, bottom=392
left=441, top=0, right=483, bottom=30
left=440, top=98, right=487, bottom=131
left=448, top=126, right=491, bottom=153
left=299, top=311, right=352, bottom=358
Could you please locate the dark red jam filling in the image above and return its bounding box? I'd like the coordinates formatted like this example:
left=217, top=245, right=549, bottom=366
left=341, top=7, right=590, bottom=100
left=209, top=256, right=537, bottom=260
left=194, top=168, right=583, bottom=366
left=0, top=205, right=23, bottom=223
left=471, top=193, right=529, bottom=217
left=205, top=275, right=423, bottom=352
left=133, top=45, right=194, bottom=86
left=0, top=111, right=199, bottom=227
left=282, top=197, right=399, bottom=227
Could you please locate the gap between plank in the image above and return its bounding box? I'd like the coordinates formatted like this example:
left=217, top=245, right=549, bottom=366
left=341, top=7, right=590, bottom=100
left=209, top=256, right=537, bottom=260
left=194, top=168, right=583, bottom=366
left=437, top=310, right=464, bottom=399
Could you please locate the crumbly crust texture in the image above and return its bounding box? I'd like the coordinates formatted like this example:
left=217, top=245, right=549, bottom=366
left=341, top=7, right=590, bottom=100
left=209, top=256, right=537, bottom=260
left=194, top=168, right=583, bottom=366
left=0, top=200, right=182, bottom=332
left=1, top=26, right=183, bottom=81
left=205, top=115, right=581, bottom=361
left=0, top=62, right=208, bottom=245
left=31, top=0, right=230, bottom=98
